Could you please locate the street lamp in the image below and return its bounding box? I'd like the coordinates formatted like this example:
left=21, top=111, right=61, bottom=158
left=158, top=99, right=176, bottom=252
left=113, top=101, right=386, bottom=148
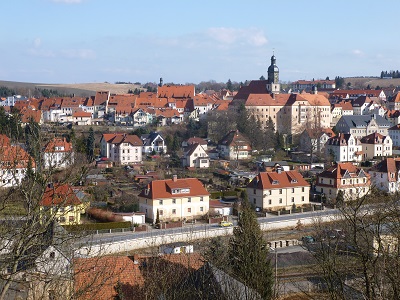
left=270, top=247, right=278, bottom=297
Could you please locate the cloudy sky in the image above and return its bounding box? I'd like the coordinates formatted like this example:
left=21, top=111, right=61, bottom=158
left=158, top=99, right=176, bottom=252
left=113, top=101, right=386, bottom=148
left=1, top=0, right=399, bottom=84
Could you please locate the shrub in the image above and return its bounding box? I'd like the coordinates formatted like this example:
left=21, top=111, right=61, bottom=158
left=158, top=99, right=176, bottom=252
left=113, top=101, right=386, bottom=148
left=87, top=207, right=123, bottom=222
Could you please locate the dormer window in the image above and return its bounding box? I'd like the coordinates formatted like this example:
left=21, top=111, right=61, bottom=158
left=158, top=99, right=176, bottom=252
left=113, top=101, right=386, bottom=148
left=291, top=179, right=297, bottom=183
left=272, top=180, right=279, bottom=185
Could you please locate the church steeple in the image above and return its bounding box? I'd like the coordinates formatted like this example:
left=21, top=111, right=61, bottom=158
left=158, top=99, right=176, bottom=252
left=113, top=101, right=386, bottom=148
left=266, top=52, right=280, bottom=94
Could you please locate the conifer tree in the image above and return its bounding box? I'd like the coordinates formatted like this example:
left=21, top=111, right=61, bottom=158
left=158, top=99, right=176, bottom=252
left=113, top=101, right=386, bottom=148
left=229, top=193, right=274, bottom=299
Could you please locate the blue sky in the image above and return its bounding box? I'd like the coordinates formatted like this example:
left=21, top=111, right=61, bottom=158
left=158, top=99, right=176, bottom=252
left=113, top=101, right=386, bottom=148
left=1, top=0, right=400, bottom=84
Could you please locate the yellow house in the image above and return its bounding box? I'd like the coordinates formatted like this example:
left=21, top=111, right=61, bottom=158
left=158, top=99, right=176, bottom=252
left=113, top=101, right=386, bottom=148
left=138, top=175, right=210, bottom=222
left=40, top=183, right=83, bottom=225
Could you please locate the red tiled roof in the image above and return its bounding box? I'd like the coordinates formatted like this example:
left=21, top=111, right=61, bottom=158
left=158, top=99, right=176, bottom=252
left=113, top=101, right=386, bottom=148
left=73, top=111, right=92, bottom=118
left=0, top=145, right=35, bottom=169
left=40, top=184, right=81, bottom=206
left=102, top=133, right=142, bottom=146
left=44, top=138, right=73, bottom=153
left=139, top=177, right=209, bottom=199
left=158, top=85, right=195, bottom=98
left=186, top=137, right=207, bottom=145
left=249, top=170, right=309, bottom=190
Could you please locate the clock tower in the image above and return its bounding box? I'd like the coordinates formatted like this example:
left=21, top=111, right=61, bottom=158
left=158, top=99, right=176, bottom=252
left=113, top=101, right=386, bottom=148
left=266, top=53, right=280, bottom=94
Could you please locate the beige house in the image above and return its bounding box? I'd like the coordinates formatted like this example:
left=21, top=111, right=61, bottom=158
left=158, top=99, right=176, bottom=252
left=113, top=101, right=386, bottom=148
left=138, top=175, right=210, bottom=222
left=72, top=111, right=92, bottom=125
left=360, top=132, right=392, bottom=160
left=315, top=162, right=371, bottom=203
left=246, top=168, right=310, bottom=211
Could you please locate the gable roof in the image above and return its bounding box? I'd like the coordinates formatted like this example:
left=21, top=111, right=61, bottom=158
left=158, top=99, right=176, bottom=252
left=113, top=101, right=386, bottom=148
left=44, top=138, right=73, bottom=153
left=360, top=132, right=388, bottom=144
left=370, top=158, right=400, bottom=181
left=141, top=132, right=163, bottom=146
left=218, top=130, right=251, bottom=149
left=248, top=170, right=309, bottom=189
left=40, top=184, right=82, bottom=207
left=317, top=162, right=369, bottom=180
left=0, top=145, right=35, bottom=169
left=139, top=177, right=209, bottom=199
left=338, top=115, right=391, bottom=129
left=157, top=85, right=195, bottom=98
left=327, top=133, right=358, bottom=146
left=101, top=133, right=142, bottom=146
left=72, top=111, right=92, bottom=118
left=186, top=137, right=207, bottom=146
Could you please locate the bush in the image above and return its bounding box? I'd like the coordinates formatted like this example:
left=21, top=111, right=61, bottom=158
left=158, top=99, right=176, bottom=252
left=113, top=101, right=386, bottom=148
left=63, top=221, right=131, bottom=232
left=87, top=207, right=123, bottom=222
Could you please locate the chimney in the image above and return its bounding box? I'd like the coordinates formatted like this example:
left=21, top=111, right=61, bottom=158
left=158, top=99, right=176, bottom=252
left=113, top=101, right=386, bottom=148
left=172, top=175, right=178, bottom=182
left=159, top=77, right=163, bottom=87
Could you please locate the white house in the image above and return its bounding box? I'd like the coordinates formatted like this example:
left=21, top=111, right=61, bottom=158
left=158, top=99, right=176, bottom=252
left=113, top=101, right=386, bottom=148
left=141, top=132, right=167, bottom=155
left=100, top=133, right=143, bottom=165
left=181, top=143, right=209, bottom=168
left=43, top=138, right=74, bottom=169
left=218, top=130, right=252, bottom=160
left=72, top=111, right=92, bottom=126
left=325, top=133, right=363, bottom=163
left=369, top=158, right=400, bottom=193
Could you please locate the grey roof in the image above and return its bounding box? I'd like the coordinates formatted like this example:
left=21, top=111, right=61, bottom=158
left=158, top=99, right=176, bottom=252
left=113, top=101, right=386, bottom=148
left=339, top=115, right=390, bottom=129
left=140, top=132, right=164, bottom=146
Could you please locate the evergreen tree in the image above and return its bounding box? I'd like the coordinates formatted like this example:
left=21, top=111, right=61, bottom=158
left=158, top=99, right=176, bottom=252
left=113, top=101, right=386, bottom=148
left=24, top=119, right=40, bottom=161
left=259, top=75, right=266, bottom=80
left=263, top=117, right=276, bottom=151
left=226, top=79, right=233, bottom=92
left=86, top=127, right=95, bottom=162
left=229, top=195, right=274, bottom=299
left=236, top=103, right=249, bottom=134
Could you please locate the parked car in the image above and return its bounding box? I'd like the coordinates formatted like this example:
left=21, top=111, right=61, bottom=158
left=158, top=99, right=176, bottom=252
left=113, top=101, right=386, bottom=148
left=302, top=236, right=315, bottom=244
left=219, top=221, right=233, bottom=227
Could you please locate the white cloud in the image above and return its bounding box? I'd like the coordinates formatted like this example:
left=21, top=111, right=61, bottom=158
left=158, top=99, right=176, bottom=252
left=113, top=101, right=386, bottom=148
left=60, top=49, right=96, bottom=59
left=33, top=38, right=41, bottom=48
left=207, top=27, right=268, bottom=46
left=50, top=0, right=84, bottom=3
left=352, top=49, right=364, bottom=56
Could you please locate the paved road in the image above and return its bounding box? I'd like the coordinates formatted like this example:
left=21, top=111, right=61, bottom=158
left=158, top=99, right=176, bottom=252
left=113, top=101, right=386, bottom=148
left=77, top=207, right=340, bottom=248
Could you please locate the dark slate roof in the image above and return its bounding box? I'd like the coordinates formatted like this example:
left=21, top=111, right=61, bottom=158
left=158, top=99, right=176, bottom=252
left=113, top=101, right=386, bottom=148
left=339, top=115, right=390, bottom=129
left=140, top=132, right=163, bottom=146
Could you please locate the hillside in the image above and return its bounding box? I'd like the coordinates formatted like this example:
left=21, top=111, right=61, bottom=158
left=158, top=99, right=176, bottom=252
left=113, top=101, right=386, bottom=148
left=0, top=80, right=142, bottom=97
left=342, top=77, right=400, bottom=89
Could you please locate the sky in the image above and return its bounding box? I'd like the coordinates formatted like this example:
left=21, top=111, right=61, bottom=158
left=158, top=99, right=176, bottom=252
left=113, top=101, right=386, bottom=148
left=1, top=0, right=400, bottom=85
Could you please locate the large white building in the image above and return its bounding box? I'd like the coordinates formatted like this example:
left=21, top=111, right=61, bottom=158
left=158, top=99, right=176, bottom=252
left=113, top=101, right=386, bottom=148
left=325, top=133, right=362, bottom=163
left=43, top=138, right=74, bottom=169
left=100, top=133, right=143, bottom=165
left=246, top=168, right=310, bottom=211
left=138, top=175, right=210, bottom=222
left=369, top=158, right=400, bottom=193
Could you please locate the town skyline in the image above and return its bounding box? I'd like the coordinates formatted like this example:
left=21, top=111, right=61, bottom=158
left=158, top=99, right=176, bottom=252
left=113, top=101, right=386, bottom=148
left=2, top=0, right=400, bottom=85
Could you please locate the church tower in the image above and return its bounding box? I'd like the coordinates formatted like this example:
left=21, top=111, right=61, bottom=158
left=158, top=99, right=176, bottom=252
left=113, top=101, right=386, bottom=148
left=266, top=53, right=280, bottom=94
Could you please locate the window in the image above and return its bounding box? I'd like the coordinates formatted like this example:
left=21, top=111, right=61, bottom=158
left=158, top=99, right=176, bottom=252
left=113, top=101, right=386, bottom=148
left=200, top=197, right=203, bottom=201
left=291, top=197, right=294, bottom=202
left=302, top=196, right=305, bottom=201
left=188, top=197, right=191, bottom=203
left=302, top=187, right=305, bottom=192
left=172, top=199, right=176, bottom=204
left=187, top=208, right=191, bottom=213
left=253, top=198, right=256, bottom=204
left=279, top=198, right=282, bottom=204
left=253, top=189, right=256, bottom=194
left=172, top=209, right=176, bottom=214
left=69, top=216, right=75, bottom=222
left=200, top=207, right=204, bottom=212
left=268, top=200, right=272, bottom=205
left=279, top=189, right=282, bottom=194
left=292, top=188, right=295, bottom=193
left=159, top=210, right=163, bottom=215
left=159, top=200, right=163, bottom=205
left=49, top=252, right=55, bottom=259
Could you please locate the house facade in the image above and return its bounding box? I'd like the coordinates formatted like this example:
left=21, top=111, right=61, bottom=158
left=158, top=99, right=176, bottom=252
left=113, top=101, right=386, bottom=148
left=141, top=132, right=167, bottom=155
left=218, top=130, right=252, bottom=160
left=100, top=133, right=143, bottom=165
left=181, top=143, right=209, bottom=168
left=369, top=158, right=400, bottom=193
left=246, top=168, right=310, bottom=211
left=325, top=133, right=363, bottom=163
left=360, top=132, right=392, bottom=160
left=138, top=175, right=210, bottom=222
left=39, top=184, right=83, bottom=225
left=388, top=124, right=400, bottom=147
left=335, top=114, right=391, bottom=139
left=315, top=162, right=371, bottom=203
left=43, top=138, right=74, bottom=169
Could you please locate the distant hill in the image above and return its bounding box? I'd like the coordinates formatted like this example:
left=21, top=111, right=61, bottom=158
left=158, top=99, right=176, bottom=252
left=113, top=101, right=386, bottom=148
left=342, top=77, right=400, bottom=89
left=0, top=80, right=142, bottom=97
